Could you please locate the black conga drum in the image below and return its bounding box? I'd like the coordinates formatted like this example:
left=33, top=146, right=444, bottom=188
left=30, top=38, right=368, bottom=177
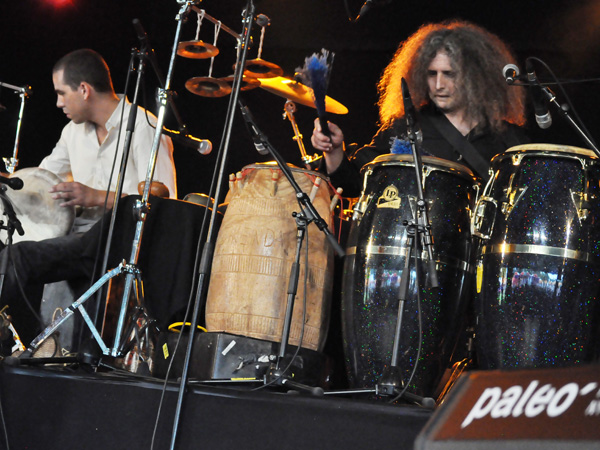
left=472, top=144, right=600, bottom=369
left=342, top=154, right=479, bottom=397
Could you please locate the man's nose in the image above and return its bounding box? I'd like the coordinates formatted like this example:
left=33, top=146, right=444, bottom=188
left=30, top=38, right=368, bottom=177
left=435, top=74, right=444, bottom=90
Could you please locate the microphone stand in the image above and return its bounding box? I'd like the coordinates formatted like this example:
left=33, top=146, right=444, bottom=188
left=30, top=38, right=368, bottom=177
left=239, top=100, right=344, bottom=395
left=325, top=80, right=437, bottom=409
left=373, top=93, right=437, bottom=406
left=0, top=187, right=27, bottom=356
left=0, top=81, right=31, bottom=174
left=542, top=87, right=600, bottom=156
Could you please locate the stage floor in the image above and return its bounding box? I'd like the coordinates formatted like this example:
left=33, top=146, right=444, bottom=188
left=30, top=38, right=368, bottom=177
left=0, top=364, right=432, bottom=450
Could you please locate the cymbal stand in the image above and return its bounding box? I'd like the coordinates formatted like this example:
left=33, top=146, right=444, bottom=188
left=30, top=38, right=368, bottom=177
left=282, top=100, right=320, bottom=169
left=24, top=10, right=192, bottom=364
left=239, top=100, right=344, bottom=395
left=167, top=2, right=254, bottom=449
left=0, top=81, right=32, bottom=173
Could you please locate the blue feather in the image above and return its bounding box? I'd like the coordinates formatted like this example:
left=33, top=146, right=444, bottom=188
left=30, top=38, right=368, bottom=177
left=390, top=138, right=412, bottom=155
left=296, top=49, right=334, bottom=118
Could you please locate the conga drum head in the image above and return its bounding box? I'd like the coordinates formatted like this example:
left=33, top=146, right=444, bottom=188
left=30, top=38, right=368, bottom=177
left=0, top=167, right=75, bottom=243
left=501, top=143, right=597, bottom=159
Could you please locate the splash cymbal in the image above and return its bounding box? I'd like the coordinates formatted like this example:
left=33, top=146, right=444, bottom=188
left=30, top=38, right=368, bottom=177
left=233, top=58, right=283, bottom=79
left=219, top=75, right=261, bottom=91
left=258, top=76, right=348, bottom=114
left=177, top=40, right=219, bottom=59
left=185, top=77, right=232, bottom=98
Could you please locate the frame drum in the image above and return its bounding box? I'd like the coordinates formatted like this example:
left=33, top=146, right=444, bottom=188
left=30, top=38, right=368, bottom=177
left=0, top=167, right=75, bottom=243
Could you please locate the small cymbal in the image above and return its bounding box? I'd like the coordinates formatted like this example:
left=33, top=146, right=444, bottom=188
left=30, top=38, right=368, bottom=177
left=219, top=75, right=261, bottom=91
left=177, top=40, right=219, bottom=59
left=258, top=76, right=348, bottom=114
left=233, top=58, right=283, bottom=79
left=185, top=77, right=232, bottom=98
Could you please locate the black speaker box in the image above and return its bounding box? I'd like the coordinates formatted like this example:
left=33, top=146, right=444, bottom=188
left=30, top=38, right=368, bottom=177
left=153, top=331, right=326, bottom=386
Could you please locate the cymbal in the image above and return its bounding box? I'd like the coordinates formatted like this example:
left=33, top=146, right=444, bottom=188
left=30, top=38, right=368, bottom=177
left=177, top=40, right=219, bottom=59
left=219, top=75, right=261, bottom=91
left=233, top=58, right=283, bottom=79
left=258, top=76, right=349, bottom=115
left=185, top=77, right=232, bottom=98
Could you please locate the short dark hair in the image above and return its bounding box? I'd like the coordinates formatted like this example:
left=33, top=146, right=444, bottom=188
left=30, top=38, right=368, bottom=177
left=53, top=49, right=114, bottom=93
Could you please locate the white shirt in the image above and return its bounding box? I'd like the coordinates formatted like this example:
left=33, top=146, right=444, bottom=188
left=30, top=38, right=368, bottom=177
left=40, top=96, right=177, bottom=231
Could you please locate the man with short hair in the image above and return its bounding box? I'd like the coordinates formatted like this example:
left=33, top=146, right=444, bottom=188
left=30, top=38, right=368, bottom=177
left=0, top=49, right=177, bottom=346
left=44, top=48, right=176, bottom=231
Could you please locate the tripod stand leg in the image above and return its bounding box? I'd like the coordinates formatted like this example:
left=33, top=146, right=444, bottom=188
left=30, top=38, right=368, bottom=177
left=27, top=264, right=125, bottom=355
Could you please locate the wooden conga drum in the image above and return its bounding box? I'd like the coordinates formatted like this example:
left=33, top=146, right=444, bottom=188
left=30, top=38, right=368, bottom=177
left=205, top=162, right=334, bottom=352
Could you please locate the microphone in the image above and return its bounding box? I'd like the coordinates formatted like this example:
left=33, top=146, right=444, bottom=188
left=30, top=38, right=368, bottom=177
left=0, top=175, right=24, bottom=190
left=355, top=0, right=392, bottom=22
left=401, top=78, right=422, bottom=143
left=502, top=63, right=521, bottom=85
left=162, top=128, right=212, bottom=155
left=238, top=100, right=269, bottom=155
left=526, top=60, right=552, bottom=129
left=133, top=18, right=150, bottom=49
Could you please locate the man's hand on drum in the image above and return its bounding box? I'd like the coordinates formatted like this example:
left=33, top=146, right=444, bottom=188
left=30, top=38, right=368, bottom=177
left=50, top=181, right=115, bottom=209
left=311, top=118, right=346, bottom=174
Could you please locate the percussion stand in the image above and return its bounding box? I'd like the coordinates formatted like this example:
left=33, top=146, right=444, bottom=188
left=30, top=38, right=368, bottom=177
left=167, top=3, right=257, bottom=449
left=239, top=100, right=345, bottom=395
left=282, top=100, right=320, bottom=169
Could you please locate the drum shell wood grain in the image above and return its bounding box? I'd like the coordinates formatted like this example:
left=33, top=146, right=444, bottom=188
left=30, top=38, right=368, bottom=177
left=205, top=163, right=334, bottom=352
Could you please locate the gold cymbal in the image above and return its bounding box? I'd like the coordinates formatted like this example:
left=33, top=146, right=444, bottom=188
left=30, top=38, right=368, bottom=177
left=219, top=75, right=261, bottom=91
left=233, top=58, right=283, bottom=79
left=185, top=77, right=232, bottom=98
left=258, top=76, right=348, bottom=114
left=177, top=40, right=219, bottom=59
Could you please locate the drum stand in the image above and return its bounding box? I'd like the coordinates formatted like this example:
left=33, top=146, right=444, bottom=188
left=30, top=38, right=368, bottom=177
left=239, top=100, right=345, bottom=395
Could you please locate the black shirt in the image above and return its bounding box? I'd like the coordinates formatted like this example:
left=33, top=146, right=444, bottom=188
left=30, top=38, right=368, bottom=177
left=327, top=104, right=529, bottom=197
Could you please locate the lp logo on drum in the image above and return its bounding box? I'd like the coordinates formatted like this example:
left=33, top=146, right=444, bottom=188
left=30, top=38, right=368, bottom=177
left=377, top=185, right=401, bottom=209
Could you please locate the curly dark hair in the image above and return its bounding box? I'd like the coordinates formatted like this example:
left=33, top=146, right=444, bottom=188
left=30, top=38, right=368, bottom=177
left=52, top=49, right=114, bottom=93
left=377, top=20, right=525, bottom=132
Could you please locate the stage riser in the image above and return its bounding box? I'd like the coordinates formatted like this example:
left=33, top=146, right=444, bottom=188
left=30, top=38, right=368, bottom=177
left=0, top=366, right=430, bottom=450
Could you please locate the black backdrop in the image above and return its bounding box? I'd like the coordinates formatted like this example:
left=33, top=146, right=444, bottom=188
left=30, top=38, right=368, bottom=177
left=2, top=0, right=600, bottom=200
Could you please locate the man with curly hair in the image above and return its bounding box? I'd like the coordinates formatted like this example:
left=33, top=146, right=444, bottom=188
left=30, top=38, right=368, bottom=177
left=311, top=20, right=528, bottom=196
